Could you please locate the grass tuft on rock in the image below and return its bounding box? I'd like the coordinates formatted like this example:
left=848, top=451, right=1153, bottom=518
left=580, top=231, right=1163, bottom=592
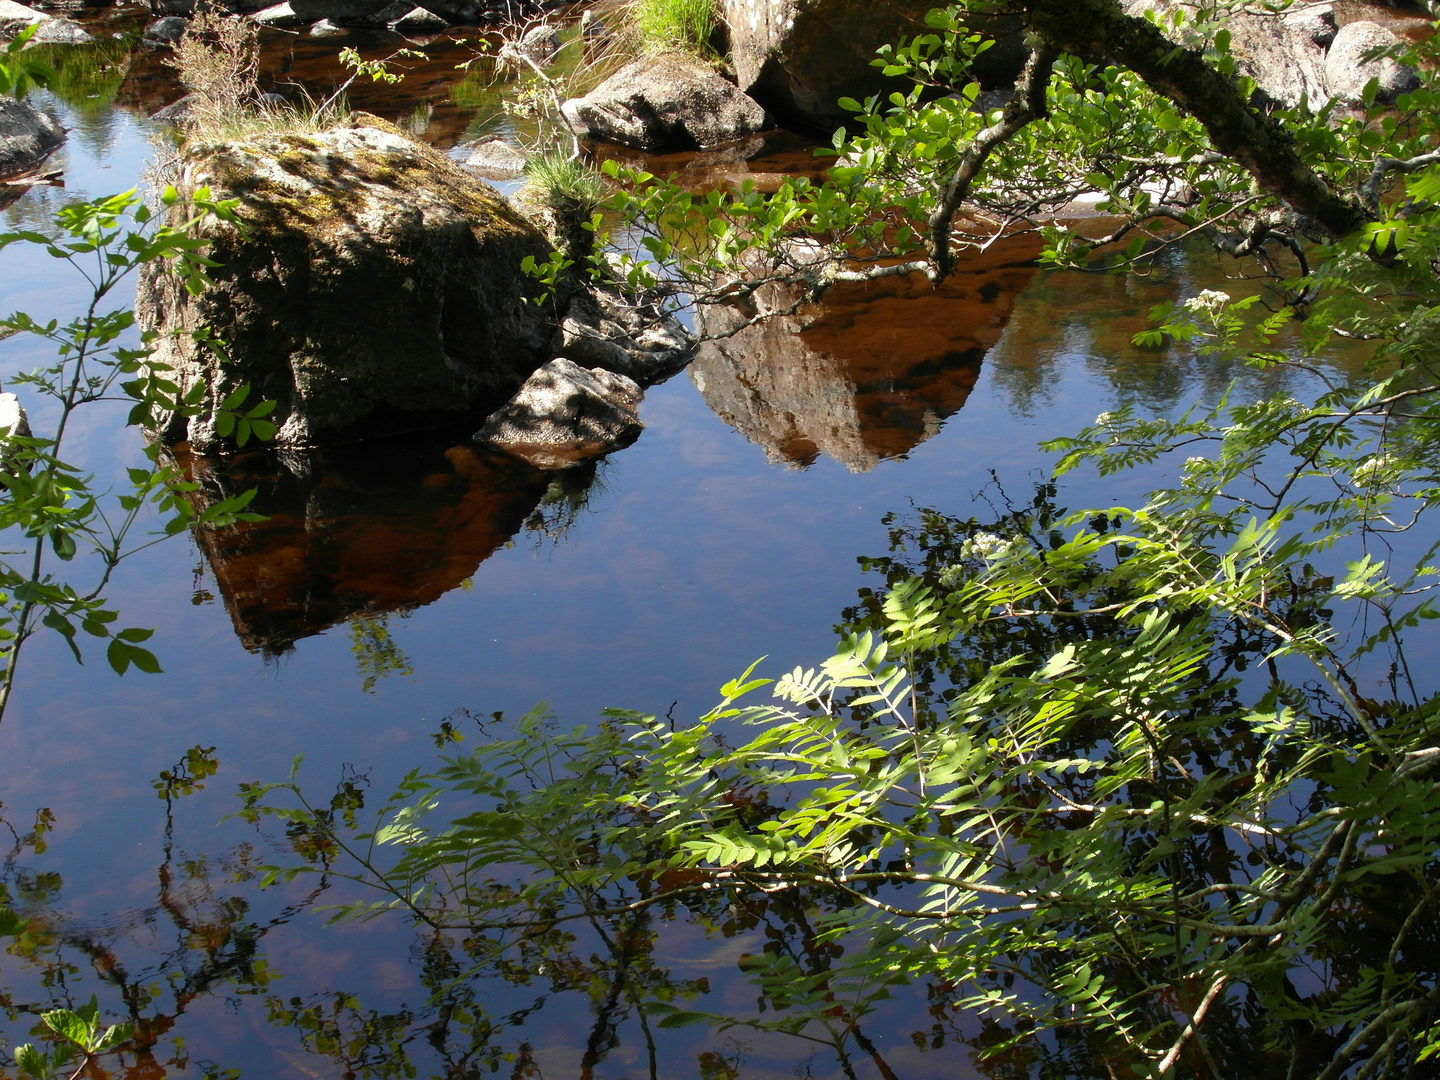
left=628, top=0, right=717, bottom=59
left=522, top=152, right=605, bottom=217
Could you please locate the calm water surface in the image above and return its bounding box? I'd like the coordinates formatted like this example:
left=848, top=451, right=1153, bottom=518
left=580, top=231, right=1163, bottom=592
left=0, top=15, right=1395, bottom=1078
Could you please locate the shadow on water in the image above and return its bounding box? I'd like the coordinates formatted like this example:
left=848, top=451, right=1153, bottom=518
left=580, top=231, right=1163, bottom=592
left=178, top=438, right=599, bottom=655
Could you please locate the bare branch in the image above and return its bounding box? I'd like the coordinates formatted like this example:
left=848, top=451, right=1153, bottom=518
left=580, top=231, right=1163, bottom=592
left=927, top=42, right=1059, bottom=283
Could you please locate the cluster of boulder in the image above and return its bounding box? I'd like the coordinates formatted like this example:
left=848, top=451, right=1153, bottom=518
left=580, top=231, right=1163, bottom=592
left=137, top=114, right=693, bottom=471
left=1122, top=0, right=1421, bottom=110
left=5, top=0, right=1424, bottom=475
left=559, top=0, right=1424, bottom=153
left=141, top=0, right=559, bottom=35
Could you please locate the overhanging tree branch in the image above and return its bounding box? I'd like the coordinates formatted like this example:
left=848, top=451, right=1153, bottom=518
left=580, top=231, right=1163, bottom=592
left=1017, top=0, right=1373, bottom=238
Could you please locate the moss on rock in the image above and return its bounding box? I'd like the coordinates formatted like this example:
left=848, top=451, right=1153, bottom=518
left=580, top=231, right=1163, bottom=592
left=139, top=113, right=559, bottom=452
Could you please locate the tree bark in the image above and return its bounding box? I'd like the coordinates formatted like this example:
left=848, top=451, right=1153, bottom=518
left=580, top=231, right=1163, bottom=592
left=1015, top=0, right=1373, bottom=238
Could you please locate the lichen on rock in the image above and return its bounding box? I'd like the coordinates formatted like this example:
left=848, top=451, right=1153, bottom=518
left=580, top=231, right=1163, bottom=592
left=138, top=113, right=558, bottom=453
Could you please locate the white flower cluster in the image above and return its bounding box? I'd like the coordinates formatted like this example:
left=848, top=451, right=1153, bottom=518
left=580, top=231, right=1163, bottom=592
left=1353, top=454, right=1392, bottom=479
left=938, top=531, right=1020, bottom=587
left=1182, top=289, right=1231, bottom=319
left=961, top=531, right=1009, bottom=560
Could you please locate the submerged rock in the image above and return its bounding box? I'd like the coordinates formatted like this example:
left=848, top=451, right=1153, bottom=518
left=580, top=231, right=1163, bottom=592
left=0, top=97, right=64, bottom=181
left=137, top=115, right=556, bottom=453
left=477, top=358, right=643, bottom=469
left=463, top=136, right=527, bottom=178
left=1325, top=20, right=1421, bottom=105
left=561, top=55, right=770, bottom=151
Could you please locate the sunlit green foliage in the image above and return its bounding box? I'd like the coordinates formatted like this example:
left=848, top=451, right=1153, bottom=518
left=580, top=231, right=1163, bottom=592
left=0, top=189, right=273, bottom=720
left=629, top=0, right=717, bottom=58
left=228, top=3, right=1440, bottom=1076
left=0, top=26, right=54, bottom=103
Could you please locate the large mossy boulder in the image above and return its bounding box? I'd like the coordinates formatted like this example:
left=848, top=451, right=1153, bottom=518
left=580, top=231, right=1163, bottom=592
left=138, top=115, right=557, bottom=453
left=721, top=0, right=1024, bottom=134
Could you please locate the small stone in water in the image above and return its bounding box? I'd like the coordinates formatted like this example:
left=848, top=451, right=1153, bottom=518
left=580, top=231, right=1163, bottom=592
left=144, top=15, right=188, bottom=42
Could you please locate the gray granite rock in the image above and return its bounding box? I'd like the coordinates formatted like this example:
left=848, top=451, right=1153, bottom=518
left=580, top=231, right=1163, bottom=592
left=250, top=1, right=306, bottom=26
left=1325, top=20, right=1421, bottom=105
left=477, top=358, right=643, bottom=469
left=389, top=5, right=447, bottom=31
left=561, top=55, right=769, bottom=151
left=144, top=15, right=189, bottom=42
left=463, top=137, right=527, bottom=178
left=0, top=96, right=63, bottom=181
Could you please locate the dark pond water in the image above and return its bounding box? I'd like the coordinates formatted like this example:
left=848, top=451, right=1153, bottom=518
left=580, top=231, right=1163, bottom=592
left=0, top=7, right=1413, bottom=1078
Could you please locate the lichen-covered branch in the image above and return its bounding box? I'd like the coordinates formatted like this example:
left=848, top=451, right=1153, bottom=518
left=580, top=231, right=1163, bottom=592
left=1017, top=0, right=1373, bottom=238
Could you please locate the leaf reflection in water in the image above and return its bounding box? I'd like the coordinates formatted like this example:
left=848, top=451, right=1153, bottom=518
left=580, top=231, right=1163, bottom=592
left=0, top=748, right=327, bottom=1080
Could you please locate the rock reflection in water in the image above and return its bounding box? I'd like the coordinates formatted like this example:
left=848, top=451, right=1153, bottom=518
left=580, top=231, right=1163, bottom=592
left=181, top=438, right=579, bottom=655
left=692, top=237, right=1041, bottom=472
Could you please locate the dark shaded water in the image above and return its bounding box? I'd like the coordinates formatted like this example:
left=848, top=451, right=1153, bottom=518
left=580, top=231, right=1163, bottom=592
left=0, top=10, right=1405, bottom=1078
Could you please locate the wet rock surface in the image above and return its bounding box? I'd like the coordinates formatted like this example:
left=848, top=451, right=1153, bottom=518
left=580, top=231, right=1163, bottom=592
left=477, top=358, right=644, bottom=469
left=561, top=55, right=770, bottom=151
left=0, top=96, right=64, bottom=181
left=137, top=115, right=556, bottom=453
